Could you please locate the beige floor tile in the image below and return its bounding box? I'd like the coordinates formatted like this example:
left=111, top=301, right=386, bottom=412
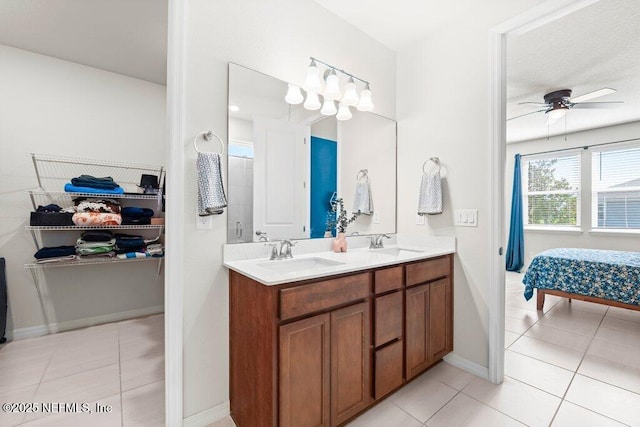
left=118, top=315, right=164, bottom=344
left=122, top=381, right=165, bottom=427
left=421, top=361, right=475, bottom=391
left=0, top=357, right=50, bottom=395
left=121, top=352, right=164, bottom=391
left=346, top=400, right=421, bottom=427
left=509, top=336, right=584, bottom=371
left=389, top=372, right=457, bottom=422
left=24, top=364, right=120, bottom=422
left=553, top=299, right=610, bottom=316
left=579, top=354, right=640, bottom=395
left=606, top=306, right=640, bottom=324
left=505, top=305, right=544, bottom=322
left=600, top=316, right=640, bottom=336
left=504, top=350, right=574, bottom=398
left=594, top=325, right=640, bottom=350
left=119, top=331, right=164, bottom=361
left=505, top=331, right=520, bottom=349
left=564, top=375, right=640, bottom=426
left=462, top=376, right=561, bottom=427
left=587, top=338, right=640, bottom=370
left=505, top=315, right=537, bottom=334
left=524, top=323, right=592, bottom=353
left=0, top=384, right=38, bottom=426
left=205, top=416, right=237, bottom=427
left=42, top=344, right=119, bottom=382
left=551, top=401, right=627, bottom=427
left=426, top=393, right=525, bottom=427
left=20, top=393, right=122, bottom=427
left=537, top=308, right=603, bottom=336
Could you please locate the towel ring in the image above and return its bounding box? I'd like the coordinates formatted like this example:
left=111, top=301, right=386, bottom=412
left=194, top=131, right=225, bottom=155
left=356, top=169, right=369, bottom=182
left=423, top=157, right=441, bottom=173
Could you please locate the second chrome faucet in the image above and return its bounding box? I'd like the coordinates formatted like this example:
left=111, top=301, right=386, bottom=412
left=266, top=239, right=296, bottom=260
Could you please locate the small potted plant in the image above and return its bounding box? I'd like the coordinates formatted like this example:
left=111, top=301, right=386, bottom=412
left=329, top=197, right=358, bottom=252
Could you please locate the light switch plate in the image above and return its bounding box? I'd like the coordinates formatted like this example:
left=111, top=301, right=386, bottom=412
left=416, top=214, right=425, bottom=225
left=454, top=210, right=478, bottom=227
left=373, top=212, right=381, bottom=224
left=196, top=213, right=212, bottom=230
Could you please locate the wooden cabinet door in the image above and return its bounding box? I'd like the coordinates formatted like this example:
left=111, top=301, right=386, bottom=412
left=279, top=313, right=330, bottom=427
left=405, top=283, right=429, bottom=380
left=429, top=278, right=452, bottom=362
left=330, top=302, right=371, bottom=426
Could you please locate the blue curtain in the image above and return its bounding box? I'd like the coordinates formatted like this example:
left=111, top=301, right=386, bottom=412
left=506, top=154, right=524, bottom=272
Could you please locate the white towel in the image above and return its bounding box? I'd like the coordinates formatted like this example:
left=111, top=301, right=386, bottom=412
left=353, top=182, right=374, bottom=215
left=417, top=171, right=442, bottom=215
left=197, top=152, right=227, bottom=216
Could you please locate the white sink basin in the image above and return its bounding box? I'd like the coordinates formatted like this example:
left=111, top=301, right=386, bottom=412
left=369, top=247, right=424, bottom=256
left=258, top=257, right=345, bottom=273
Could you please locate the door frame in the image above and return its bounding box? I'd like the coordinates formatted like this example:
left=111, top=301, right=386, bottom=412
left=488, top=0, right=602, bottom=383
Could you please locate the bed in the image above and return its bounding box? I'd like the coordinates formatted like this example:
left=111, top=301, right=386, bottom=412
left=522, top=248, right=640, bottom=311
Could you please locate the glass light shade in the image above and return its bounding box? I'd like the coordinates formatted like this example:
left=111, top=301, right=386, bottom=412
left=336, top=103, right=352, bottom=121
left=324, top=73, right=342, bottom=101
left=357, top=87, right=374, bottom=111
left=304, top=91, right=321, bottom=111
left=547, top=108, right=568, bottom=121
left=320, top=98, right=337, bottom=116
left=284, top=84, right=304, bottom=105
left=341, top=79, right=359, bottom=106
left=303, top=62, right=323, bottom=93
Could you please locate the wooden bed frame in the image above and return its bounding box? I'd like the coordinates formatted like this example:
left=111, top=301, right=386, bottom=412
left=537, top=289, right=640, bottom=312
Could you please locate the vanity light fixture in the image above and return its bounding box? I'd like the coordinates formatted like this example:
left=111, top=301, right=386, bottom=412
left=288, top=57, right=373, bottom=120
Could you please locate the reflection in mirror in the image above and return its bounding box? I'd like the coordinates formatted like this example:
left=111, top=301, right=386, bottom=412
left=227, top=63, right=396, bottom=243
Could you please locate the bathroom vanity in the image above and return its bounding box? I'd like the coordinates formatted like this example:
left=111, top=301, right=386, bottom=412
left=226, top=240, right=454, bottom=427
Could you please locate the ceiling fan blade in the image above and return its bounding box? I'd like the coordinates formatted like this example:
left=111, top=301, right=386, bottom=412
left=518, top=102, right=549, bottom=106
left=570, top=88, right=616, bottom=103
left=507, top=109, right=548, bottom=121
left=571, top=101, right=624, bottom=109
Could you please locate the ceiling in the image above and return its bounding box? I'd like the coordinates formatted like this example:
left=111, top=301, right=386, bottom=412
left=0, top=0, right=167, bottom=85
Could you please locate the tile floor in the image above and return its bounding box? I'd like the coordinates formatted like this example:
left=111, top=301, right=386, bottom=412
left=0, top=314, right=164, bottom=427
left=212, top=271, right=640, bottom=426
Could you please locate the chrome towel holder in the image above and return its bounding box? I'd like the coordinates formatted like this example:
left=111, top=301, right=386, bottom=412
left=193, top=131, right=225, bottom=155
left=356, top=169, right=369, bottom=182
left=423, top=157, right=441, bottom=173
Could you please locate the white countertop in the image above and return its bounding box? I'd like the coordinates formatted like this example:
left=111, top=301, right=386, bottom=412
left=224, top=237, right=455, bottom=286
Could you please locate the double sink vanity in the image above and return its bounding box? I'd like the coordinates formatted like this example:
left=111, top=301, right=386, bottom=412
left=224, top=235, right=456, bottom=427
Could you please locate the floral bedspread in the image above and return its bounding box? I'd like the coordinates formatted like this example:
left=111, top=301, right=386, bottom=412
left=522, top=248, right=640, bottom=306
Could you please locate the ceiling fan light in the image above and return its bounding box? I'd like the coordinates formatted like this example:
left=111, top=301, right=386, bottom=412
left=303, top=91, right=321, bottom=111
left=320, top=98, right=337, bottom=116
left=341, top=78, right=359, bottom=106
left=357, top=85, right=374, bottom=111
left=547, top=108, right=568, bottom=121
left=336, top=103, right=352, bottom=121
left=284, top=83, right=304, bottom=105
left=324, top=70, right=342, bottom=101
left=303, top=60, right=323, bottom=93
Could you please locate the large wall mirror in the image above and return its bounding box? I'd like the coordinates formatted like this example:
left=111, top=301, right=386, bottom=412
left=227, top=63, right=397, bottom=243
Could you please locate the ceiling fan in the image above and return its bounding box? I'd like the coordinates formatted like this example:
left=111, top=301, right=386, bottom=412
left=508, top=88, right=623, bottom=123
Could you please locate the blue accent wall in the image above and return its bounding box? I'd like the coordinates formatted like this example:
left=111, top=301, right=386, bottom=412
left=310, top=136, right=337, bottom=238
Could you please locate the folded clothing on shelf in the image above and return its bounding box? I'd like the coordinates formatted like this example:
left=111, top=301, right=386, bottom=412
left=30, top=211, right=74, bottom=226
left=36, top=255, right=77, bottom=264
left=121, top=207, right=154, bottom=218
left=117, top=252, right=149, bottom=260
left=81, top=230, right=114, bottom=242
left=146, top=243, right=164, bottom=257
left=122, top=217, right=151, bottom=225
left=78, top=252, right=115, bottom=259
left=64, top=183, right=125, bottom=195
left=74, top=198, right=121, bottom=214
left=115, top=234, right=146, bottom=253
left=72, top=212, right=122, bottom=226
left=75, top=237, right=115, bottom=256
left=36, top=204, right=62, bottom=213
left=71, top=175, right=120, bottom=190
left=34, top=245, right=76, bottom=260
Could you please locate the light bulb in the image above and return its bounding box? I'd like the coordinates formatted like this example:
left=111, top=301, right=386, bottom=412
left=303, top=60, right=323, bottom=93
left=357, top=85, right=374, bottom=111
left=284, top=84, right=304, bottom=105
left=547, top=108, right=567, bottom=121
left=336, top=103, right=352, bottom=121
left=304, top=91, right=321, bottom=111
left=324, top=70, right=342, bottom=101
left=341, top=77, right=359, bottom=106
left=321, top=98, right=337, bottom=116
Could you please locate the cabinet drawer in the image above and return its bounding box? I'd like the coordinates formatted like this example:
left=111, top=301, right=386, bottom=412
left=375, top=341, right=403, bottom=399
left=374, top=266, right=403, bottom=294
left=280, top=273, right=370, bottom=321
left=406, top=256, right=450, bottom=287
left=375, top=291, right=403, bottom=346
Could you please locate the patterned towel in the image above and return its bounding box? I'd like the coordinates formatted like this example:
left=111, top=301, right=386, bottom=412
left=352, top=182, right=374, bottom=215
left=197, top=152, right=227, bottom=216
left=417, top=171, right=442, bottom=215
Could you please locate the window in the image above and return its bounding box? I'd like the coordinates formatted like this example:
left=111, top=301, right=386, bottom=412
left=523, top=153, right=581, bottom=227
left=592, top=145, right=640, bottom=229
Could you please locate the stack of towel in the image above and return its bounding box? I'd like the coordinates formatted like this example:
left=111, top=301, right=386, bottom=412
left=34, top=246, right=77, bottom=264
left=72, top=198, right=122, bottom=226
left=76, top=231, right=115, bottom=258
left=121, top=207, right=154, bottom=225
left=115, top=234, right=146, bottom=254
left=65, top=175, right=125, bottom=195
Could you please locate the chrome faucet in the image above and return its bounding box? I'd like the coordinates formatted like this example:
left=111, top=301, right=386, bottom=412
left=256, top=230, right=269, bottom=242
left=266, top=239, right=296, bottom=260
left=368, top=234, right=391, bottom=249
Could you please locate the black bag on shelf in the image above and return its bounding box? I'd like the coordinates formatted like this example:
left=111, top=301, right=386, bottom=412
left=30, top=212, right=74, bottom=226
left=0, top=258, right=7, bottom=343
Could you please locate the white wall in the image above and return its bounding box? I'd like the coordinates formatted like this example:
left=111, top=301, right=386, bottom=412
left=181, top=0, right=395, bottom=419
left=396, top=0, right=541, bottom=369
left=506, top=121, right=640, bottom=267
left=0, top=45, right=166, bottom=337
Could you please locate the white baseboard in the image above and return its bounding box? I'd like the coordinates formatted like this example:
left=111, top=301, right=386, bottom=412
left=11, top=305, right=164, bottom=340
left=443, top=352, right=490, bottom=381
left=183, top=401, right=230, bottom=427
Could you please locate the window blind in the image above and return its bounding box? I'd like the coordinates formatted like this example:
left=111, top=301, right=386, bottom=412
left=523, top=153, right=581, bottom=226
left=592, top=145, right=640, bottom=229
